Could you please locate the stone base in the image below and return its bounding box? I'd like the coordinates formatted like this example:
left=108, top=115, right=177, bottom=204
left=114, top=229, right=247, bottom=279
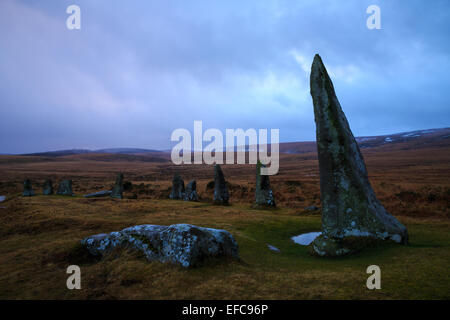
left=310, top=234, right=399, bottom=257
left=310, top=236, right=353, bottom=257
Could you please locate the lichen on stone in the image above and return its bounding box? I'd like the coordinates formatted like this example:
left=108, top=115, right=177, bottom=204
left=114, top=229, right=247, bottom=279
left=81, top=223, right=239, bottom=267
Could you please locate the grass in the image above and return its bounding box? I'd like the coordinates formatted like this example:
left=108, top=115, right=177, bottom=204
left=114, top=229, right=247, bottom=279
left=0, top=196, right=448, bottom=299
left=0, top=144, right=448, bottom=299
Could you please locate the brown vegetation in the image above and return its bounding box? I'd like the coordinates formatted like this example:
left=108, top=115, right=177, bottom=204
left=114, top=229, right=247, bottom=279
left=0, top=138, right=449, bottom=299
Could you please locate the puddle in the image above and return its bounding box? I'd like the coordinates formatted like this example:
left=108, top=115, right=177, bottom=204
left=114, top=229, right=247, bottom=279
left=267, top=244, right=280, bottom=252
left=291, top=232, right=321, bottom=245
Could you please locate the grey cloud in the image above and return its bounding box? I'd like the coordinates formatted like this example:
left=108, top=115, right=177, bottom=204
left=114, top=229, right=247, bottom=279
left=0, top=0, right=449, bottom=153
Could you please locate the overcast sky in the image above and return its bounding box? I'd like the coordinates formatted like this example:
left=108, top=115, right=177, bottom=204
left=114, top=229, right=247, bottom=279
left=0, top=0, right=449, bottom=154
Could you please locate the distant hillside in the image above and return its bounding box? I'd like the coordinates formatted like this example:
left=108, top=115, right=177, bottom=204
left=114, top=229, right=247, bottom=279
left=279, top=127, right=450, bottom=154
left=16, top=127, right=450, bottom=157
left=23, top=148, right=161, bottom=157
left=23, top=149, right=93, bottom=157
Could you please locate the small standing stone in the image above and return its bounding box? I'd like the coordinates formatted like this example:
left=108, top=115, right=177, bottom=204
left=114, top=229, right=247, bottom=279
left=110, top=173, right=124, bottom=199
left=57, top=179, right=73, bottom=196
left=23, top=179, right=35, bottom=197
left=42, top=179, right=53, bottom=195
left=169, top=174, right=185, bottom=200
left=184, top=180, right=199, bottom=201
left=213, top=164, right=229, bottom=205
left=255, top=161, right=276, bottom=207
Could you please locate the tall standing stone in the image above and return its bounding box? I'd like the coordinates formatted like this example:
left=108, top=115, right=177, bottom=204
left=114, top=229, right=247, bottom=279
left=57, top=179, right=73, bottom=196
left=110, top=173, right=124, bottom=199
left=23, top=179, right=35, bottom=197
left=213, top=164, right=229, bottom=205
left=184, top=180, right=199, bottom=201
left=169, top=174, right=185, bottom=200
left=309, top=54, right=408, bottom=256
left=43, top=179, right=53, bottom=195
left=254, top=161, right=276, bottom=207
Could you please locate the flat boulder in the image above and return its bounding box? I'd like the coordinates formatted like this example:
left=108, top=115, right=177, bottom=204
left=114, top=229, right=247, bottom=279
left=304, top=206, right=319, bottom=212
left=57, top=179, right=73, bottom=196
left=84, top=190, right=112, bottom=198
left=309, top=54, right=408, bottom=256
left=23, top=179, right=35, bottom=197
left=81, top=223, right=239, bottom=267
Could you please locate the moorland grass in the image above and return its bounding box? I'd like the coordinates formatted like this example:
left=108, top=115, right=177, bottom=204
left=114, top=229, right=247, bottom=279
left=0, top=197, right=448, bottom=299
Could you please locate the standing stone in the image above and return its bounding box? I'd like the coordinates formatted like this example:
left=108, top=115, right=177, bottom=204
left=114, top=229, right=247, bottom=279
left=42, top=179, right=53, bottom=195
left=254, top=161, right=276, bottom=207
left=184, top=180, right=199, bottom=201
left=309, top=54, right=408, bottom=256
left=169, top=174, right=185, bottom=200
left=110, top=173, right=124, bottom=199
left=22, top=179, right=35, bottom=197
left=57, top=179, right=73, bottom=196
left=213, top=164, right=229, bottom=205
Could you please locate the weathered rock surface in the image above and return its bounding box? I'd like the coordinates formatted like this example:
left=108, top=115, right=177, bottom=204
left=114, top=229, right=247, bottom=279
left=169, top=174, right=185, bottom=200
left=84, top=190, right=112, bottom=198
left=22, top=179, right=34, bottom=197
left=43, top=179, right=53, bottom=195
left=254, top=161, right=276, bottom=207
left=110, top=173, right=123, bottom=199
left=213, top=164, right=229, bottom=205
left=81, top=224, right=239, bottom=267
left=309, top=54, right=408, bottom=256
left=57, top=179, right=73, bottom=196
left=184, top=180, right=199, bottom=201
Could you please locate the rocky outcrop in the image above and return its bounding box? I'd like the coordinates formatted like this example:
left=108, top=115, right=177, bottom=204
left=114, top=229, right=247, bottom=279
left=81, top=224, right=239, bottom=267
left=169, top=174, right=185, bottom=200
left=43, top=179, right=53, bottom=195
left=22, top=179, right=35, bottom=197
left=309, top=54, right=408, bottom=256
left=184, top=180, right=199, bottom=201
left=213, top=164, right=229, bottom=205
left=254, top=161, right=276, bottom=207
left=110, top=173, right=123, bottom=199
left=57, top=179, right=73, bottom=196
